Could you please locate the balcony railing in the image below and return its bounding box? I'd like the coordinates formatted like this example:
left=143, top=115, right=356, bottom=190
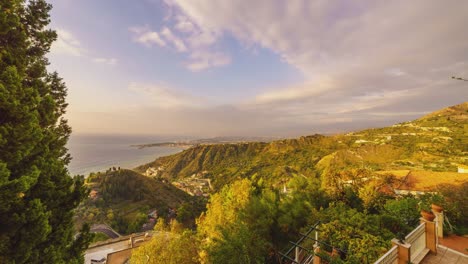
left=406, top=223, right=426, bottom=262
left=373, top=245, right=398, bottom=264
left=374, top=215, right=440, bottom=264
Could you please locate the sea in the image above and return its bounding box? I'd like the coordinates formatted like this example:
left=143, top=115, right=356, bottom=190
left=67, top=134, right=187, bottom=176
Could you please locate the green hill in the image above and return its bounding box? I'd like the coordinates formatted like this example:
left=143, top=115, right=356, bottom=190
left=134, top=102, right=467, bottom=193
left=86, top=169, right=190, bottom=206
left=136, top=135, right=354, bottom=190
left=417, top=101, right=468, bottom=122
left=75, top=169, right=202, bottom=235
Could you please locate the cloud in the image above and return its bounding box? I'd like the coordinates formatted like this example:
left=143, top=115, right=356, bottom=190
left=254, top=77, right=334, bottom=104
left=338, top=89, right=419, bottom=114
left=93, top=57, right=118, bottom=65
left=385, top=68, right=407, bottom=77
left=73, top=1, right=468, bottom=137
left=164, top=0, right=468, bottom=113
left=130, top=26, right=166, bottom=47
left=186, top=51, right=231, bottom=71
left=51, top=29, right=83, bottom=56
left=130, top=11, right=229, bottom=71
left=160, top=27, right=187, bottom=52
left=128, top=82, right=205, bottom=108
left=186, top=30, right=218, bottom=49
left=51, top=28, right=118, bottom=66
left=174, top=15, right=196, bottom=33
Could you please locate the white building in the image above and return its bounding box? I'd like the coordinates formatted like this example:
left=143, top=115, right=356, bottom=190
left=457, top=165, right=468, bottom=173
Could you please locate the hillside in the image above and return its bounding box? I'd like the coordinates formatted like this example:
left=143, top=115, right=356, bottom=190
left=418, top=101, right=468, bottom=122
left=81, top=102, right=468, bottom=260
left=136, top=102, right=467, bottom=191
left=75, top=169, right=203, bottom=235
left=136, top=135, right=352, bottom=190
left=86, top=169, right=191, bottom=206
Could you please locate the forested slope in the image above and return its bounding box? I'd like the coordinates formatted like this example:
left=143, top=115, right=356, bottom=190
left=86, top=169, right=190, bottom=207
left=76, top=169, right=203, bottom=235
left=137, top=102, right=467, bottom=191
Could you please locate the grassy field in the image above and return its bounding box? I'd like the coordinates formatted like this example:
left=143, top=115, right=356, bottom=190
left=379, top=170, right=468, bottom=191
left=376, top=170, right=410, bottom=178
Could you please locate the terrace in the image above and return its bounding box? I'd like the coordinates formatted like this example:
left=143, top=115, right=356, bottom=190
left=279, top=206, right=467, bottom=264
left=374, top=210, right=467, bottom=264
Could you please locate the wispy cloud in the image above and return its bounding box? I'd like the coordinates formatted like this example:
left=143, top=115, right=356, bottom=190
left=52, top=29, right=83, bottom=56
left=163, top=0, right=468, bottom=115
left=160, top=27, right=187, bottom=52
left=129, top=26, right=166, bottom=47
left=174, top=15, right=196, bottom=33
left=185, top=51, right=231, bottom=72
left=66, top=1, right=468, bottom=136
left=130, top=11, right=230, bottom=71
left=385, top=68, right=407, bottom=77
left=254, top=77, right=334, bottom=104
left=51, top=28, right=118, bottom=66
left=128, top=82, right=205, bottom=108
left=93, top=57, right=118, bottom=65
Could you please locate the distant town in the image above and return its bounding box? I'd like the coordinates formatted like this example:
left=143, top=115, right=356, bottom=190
left=130, top=136, right=279, bottom=149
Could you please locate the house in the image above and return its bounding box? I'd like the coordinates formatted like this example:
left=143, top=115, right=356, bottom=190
left=148, top=210, right=158, bottom=219
left=89, top=190, right=99, bottom=200
left=458, top=165, right=468, bottom=173
left=355, top=139, right=369, bottom=144
left=142, top=218, right=156, bottom=231
left=145, top=167, right=158, bottom=176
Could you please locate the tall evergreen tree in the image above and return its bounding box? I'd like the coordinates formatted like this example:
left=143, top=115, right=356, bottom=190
left=0, top=1, right=92, bottom=263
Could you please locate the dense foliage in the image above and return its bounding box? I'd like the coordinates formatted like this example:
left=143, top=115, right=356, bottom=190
left=137, top=135, right=351, bottom=190
left=132, top=176, right=433, bottom=263
left=77, top=169, right=205, bottom=234
left=0, top=0, right=91, bottom=263
left=129, top=102, right=467, bottom=263
left=131, top=219, right=200, bottom=264
left=86, top=169, right=192, bottom=205
left=437, top=182, right=468, bottom=235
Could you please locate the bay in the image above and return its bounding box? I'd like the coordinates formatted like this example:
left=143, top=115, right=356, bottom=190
left=67, top=134, right=187, bottom=176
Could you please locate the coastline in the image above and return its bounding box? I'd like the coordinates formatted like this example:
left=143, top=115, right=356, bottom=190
left=68, top=146, right=184, bottom=176
left=67, top=134, right=187, bottom=176
left=67, top=134, right=278, bottom=176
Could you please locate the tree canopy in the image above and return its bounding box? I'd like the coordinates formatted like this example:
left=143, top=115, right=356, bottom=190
left=0, top=1, right=91, bottom=263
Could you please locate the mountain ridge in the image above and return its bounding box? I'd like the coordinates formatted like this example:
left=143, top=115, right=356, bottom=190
left=417, top=101, right=468, bottom=121
left=136, top=102, right=467, bottom=191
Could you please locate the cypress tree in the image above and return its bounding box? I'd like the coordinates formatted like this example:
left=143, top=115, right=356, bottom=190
left=0, top=1, right=92, bottom=263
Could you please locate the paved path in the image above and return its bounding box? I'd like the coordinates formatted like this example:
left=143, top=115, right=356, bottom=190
left=84, top=232, right=153, bottom=264
left=84, top=240, right=129, bottom=264
left=439, top=235, right=468, bottom=255
left=422, top=246, right=467, bottom=264
left=90, top=224, right=120, bottom=239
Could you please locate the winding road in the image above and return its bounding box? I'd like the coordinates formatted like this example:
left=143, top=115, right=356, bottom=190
left=90, top=224, right=121, bottom=239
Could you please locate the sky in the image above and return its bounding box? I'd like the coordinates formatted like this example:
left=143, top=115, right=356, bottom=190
left=46, top=0, right=468, bottom=137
